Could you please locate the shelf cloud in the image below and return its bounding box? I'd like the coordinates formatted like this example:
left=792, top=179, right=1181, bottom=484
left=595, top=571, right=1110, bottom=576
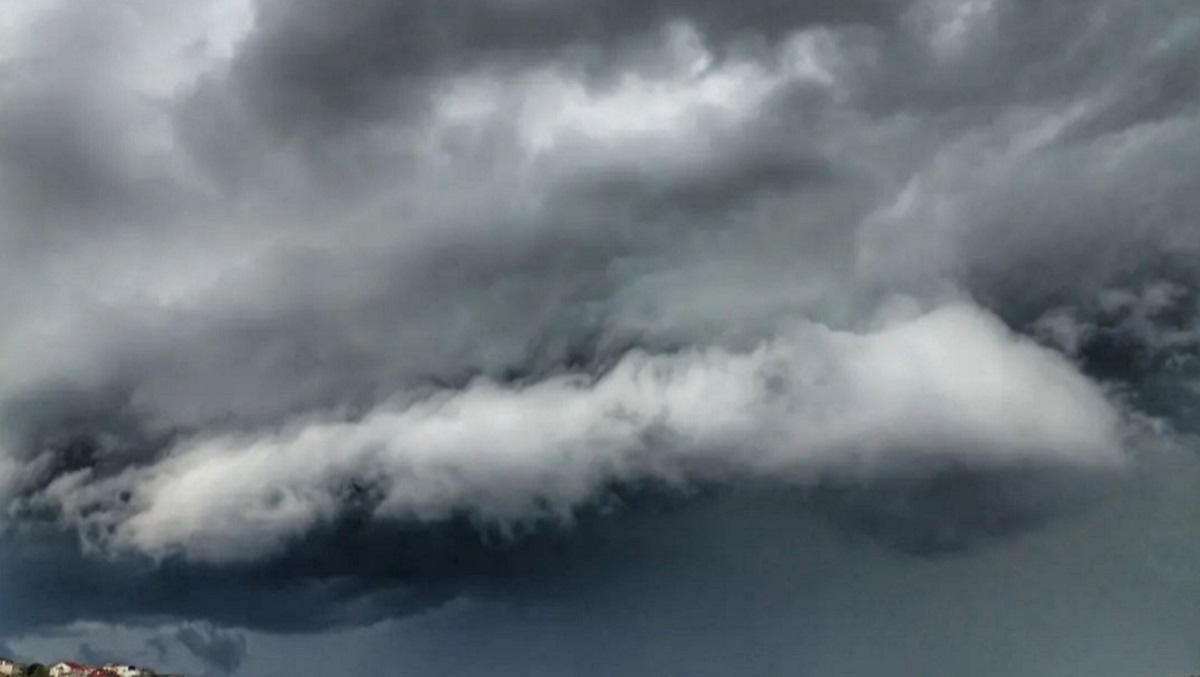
left=0, top=0, right=1198, bottom=670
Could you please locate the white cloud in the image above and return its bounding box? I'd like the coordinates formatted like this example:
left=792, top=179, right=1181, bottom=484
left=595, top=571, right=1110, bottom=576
left=43, top=302, right=1122, bottom=563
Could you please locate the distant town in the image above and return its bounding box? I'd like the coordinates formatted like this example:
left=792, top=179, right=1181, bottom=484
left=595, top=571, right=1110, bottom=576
left=0, top=657, right=182, bottom=677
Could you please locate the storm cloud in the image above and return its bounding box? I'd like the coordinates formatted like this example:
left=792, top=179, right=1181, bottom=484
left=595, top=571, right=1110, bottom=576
left=1, top=0, right=1199, bottom=671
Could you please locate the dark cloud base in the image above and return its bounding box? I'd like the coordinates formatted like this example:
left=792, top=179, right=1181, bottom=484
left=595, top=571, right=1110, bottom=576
left=1, top=459, right=1116, bottom=641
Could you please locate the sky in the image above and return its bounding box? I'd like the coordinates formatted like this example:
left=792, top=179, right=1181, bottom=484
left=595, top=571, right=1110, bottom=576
left=0, top=0, right=1199, bottom=675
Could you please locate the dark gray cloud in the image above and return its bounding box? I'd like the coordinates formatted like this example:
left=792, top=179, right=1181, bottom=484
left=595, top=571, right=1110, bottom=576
left=174, top=623, right=247, bottom=675
left=228, top=0, right=904, bottom=137
left=18, top=453, right=1200, bottom=677
left=77, top=642, right=123, bottom=666
left=2, top=469, right=1106, bottom=641
left=0, top=0, right=1198, bottom=669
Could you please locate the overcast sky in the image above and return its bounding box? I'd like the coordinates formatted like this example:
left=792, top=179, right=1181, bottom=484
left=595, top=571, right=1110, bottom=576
left=1, top=0, right=1199, bottom=675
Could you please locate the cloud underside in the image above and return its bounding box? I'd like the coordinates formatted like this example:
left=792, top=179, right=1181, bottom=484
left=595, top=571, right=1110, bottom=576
left=31, top=303, right=1121, bottom=563
left=0, top=0, right=1198, bottom=637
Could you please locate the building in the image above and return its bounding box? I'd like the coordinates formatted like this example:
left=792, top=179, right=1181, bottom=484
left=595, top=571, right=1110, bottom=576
left=49, top=663, right=93, bottom=677
left=102, top=665, right=153, bottom=677
left=0, top=658, right=15, bottom=676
